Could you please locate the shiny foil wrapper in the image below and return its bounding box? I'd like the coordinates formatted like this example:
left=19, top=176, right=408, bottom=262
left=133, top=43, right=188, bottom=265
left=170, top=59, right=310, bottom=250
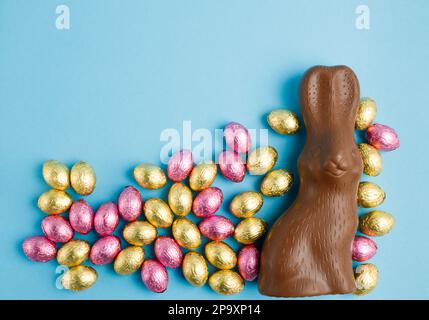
left=57, top=240, right=90, bottom=267
left=23, top=236, right=56, bottom=262
left=353, top=263, right=379, bottom=296
left=42, top=160, right=70, bottom=191
left=69, top=199, right=94, bottom=234
left=230, top=191, right=263, bottom=218
left=205, top=241, right=237, bottom=270
left=352, top=236, right=377, bottom=262
left=167, top=150, right=194, bottom=182
left=70, top=161, right=96, bottom=196
left=94, top=202, right=120, bottom=236
left=238, top=244, right=260, bottom=281
left=199, top=216, right=234, bottom=241
left=41, top=215, right=74, bottom=243
left=37, top=189, right=72, bottom=215
left=118, top=186, right=142, bottom=222
left=90, top=235, right=121, bottom=265
left=114, top=246, right=145, bottom=275
left=209, top=270, right=244, bottom=295
left=247, top=146, right=278, bottom=175
left=61, top=266, right=97, bottom=291
left=234, top=217, right=267, bottom=244
left=224, top=122, right=252, bottom=154
left=192, top=187, right=223, bottom=217
left=366, top=123, right=400, bottom=151
left=141, top=259, right=168, bottom=293
left=168, top=183, right=193, bottom=217
left=172, top=218, right=201, bottom=249
left=189, top=161, right=217, bottom=191
left=144, top=198, right=174, bottom=228
left=154, top=236, right=183, bottom=269
left=359, top=210, right=395, bottom=237
left=218, top=150, right=246, bottom=183
left=355, top=98, right=377, bottom=130
left=358, top=143, right=383, bottom=176
left=260, top=169, right=293, bottom=197
left=133, top=163, right=167, bottom=190
left=357, top=182, right=385, bottom=208
left=267, top=109, right=300, bottom=135
left=182, top=252, right=208, bottom=287
left=123, top=221, right=157, bottom=246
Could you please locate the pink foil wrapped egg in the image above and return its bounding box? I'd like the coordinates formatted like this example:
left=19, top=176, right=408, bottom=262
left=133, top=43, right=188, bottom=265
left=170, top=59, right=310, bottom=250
left=366, top=123, right=400, bottom=151
left=167, top=150, right=194, bottom=182
left=69, top=199, right=94, bottom=234
left=141, top=259, right=168, bottom=293
left=224, top=122, right=252, bottom=154
left=199, top=216, right=234, bottom=240
left=192, top=187, right=223, bottom=217
left=41, top=215, right=74, bottom=243
left=218, top=150, right=246, bottom=183
left=118, top=186, right=142, bottom=222
left=90, top=235, right=121, bottom=265
left=352, top=236, right=378, bottom=262
left=22, top=236, right=56, bottom=262
left=94, top=202, right=119, bottom=236
left=154, top=236, right=183, bottom=269
left=238, top=244, right=260, bottom=281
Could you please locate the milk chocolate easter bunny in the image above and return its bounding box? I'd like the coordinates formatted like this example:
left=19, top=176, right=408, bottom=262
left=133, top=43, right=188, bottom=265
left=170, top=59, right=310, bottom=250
left=259, top=66, right=363, bottom=297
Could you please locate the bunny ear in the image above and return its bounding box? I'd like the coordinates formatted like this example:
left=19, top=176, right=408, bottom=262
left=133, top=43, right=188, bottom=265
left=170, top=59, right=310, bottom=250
left=331, top=66, right=360, bottom=124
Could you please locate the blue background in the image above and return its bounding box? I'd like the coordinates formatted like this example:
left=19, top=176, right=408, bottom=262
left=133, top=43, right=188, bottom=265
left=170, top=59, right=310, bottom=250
left=0, top=0, right=428, bottom=300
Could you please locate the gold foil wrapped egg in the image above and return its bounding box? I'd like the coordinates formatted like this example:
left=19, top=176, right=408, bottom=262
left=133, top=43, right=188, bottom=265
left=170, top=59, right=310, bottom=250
left=353, top=263, right=379, bottom=295
left=61, top=266, right=97, bottom=291
left=267, top=109, right=300, bottom=135
left=168, top=183, right=193, bottom=216
left=209, top=270, right=244, bottom=295
left=189, top=161, right=217, bottom=191
left=57, top=240, right=91, bottom=267
left=37, top=189, right=72, bottom=215
left=246, top=146, right=278, bottom=175
left=359, top=210, right=395, bottom=236
left=42, top=160, right=69, bottom=190
left=234, top=217, right=267, bottom=244
left=182, top=252, right=208, bottom=287
left=70, top=161, right=96, bottom=195
left=133, top=163, right=167, bottom=190
left=123, top=221, right=157, bottom=246
left=357, top=182, right=385, bottom=208
left=172, top=218, right=201, bottom=249
left=144, top=198, right=174, bottom=228
left=114, top=246, right=145, bottom=275
left=260, top=169, right=293, bottom=197
left=205, top=241, right=237, bottom=270
left=230, top=191, right=264, bottom=218
left=355, top=98, right=377, bottom=130
left=358, top=143, right=383, bottom=176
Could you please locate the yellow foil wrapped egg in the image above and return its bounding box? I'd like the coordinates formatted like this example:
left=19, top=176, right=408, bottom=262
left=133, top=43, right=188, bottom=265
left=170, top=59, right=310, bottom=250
left=133, top=163, right=167, bottom=190
left=70, top=161, right=96, bottom=195
left=355, top=98, right=377, bottom=130
left=205, top=241, right=237, bottom=270
left=359, top=210, right=395, bottom=236
left=172, top=218, right=201, bottom=249
left=182, top=252, right=208, bottom=287
left=114, top=246, right=145, bottom=275
left=358, top=182, right=385, bottom=208
left=42, top=160, right=69, bottom=190
left=267, top=109, right=300, bottom=135
left=38, top=189, right=72, bottom=215
left=189, top=161, right=217, bottom=191
left=230, top=191, right=264, bottom=218
left=353, top=263, right=379, bottom=295
left=123, top=221, right=157, bottom=246
left=209, top=270, right=244, bottom=295
left=358, top=143, right=383, bottom=176
left=144, top=198, right=174, bottom=228
left=57, top=240, right=91, bottom=267
left=260, top=169, right=293, bottom=197
left=61, top=266, right=97, bottom=291
left=246, top=146, right=278, bottom=175
left=234, top=217, right=267, bottom=244
left=168, top=183, right=193, bottom=216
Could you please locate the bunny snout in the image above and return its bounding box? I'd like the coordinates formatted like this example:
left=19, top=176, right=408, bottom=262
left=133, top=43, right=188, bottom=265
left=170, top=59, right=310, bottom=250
left=322, top=154, right=350, bottom=177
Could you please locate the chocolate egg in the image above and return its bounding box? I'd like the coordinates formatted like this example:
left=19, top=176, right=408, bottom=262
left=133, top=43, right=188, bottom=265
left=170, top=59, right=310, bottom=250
left=267, top=109, right=300, bottom=135
left=133, top=163, right=167, bottom=190
left=114, top=246, right=145, bottom=275
left=189, top=161, right=217, bottom=191
left=224, top=122, right=252, bottom=154
left=154, top=236, right=183, bottom=269
left=172, top=218, right=201, bottom=249
left=70, top=161, right=96, bottom=195
left=118, top=186, right=142, bottom=222
left=182, top=252, right=208, bottom=287
left=141, top=259, right=168, bottom=293
left=41, top=215, right=74, bottom=243
left=199, top=216, right=234, bottom=241
left=205, top=241, right=237, bottom=270
left=42, top=160, right=69, bottom=190
left=209, top=270, right=244, bottom=295
left=260, top=169, right=293, bottom=197
left=238, top=245, right=259, bottom=281
left=69, top=199, right=94, bottom=234
left=94, top=202, right=120, bottom=236
left=57, top=240, right=90, bottom=266
left=353, top=263, right=379, bottom=295
left=355, top=98, right=377, bottom=130
left=358, top=143, right=383, bottom=176
left=359, top=210, right=395, bottom=236
left=167, top=150, right=194, bottom=182
left=22, top=236, right=56, bottom=262
left=230, top=191, right=263, bottom=218
left=144, top=198, right=174, bottom=228
left=218, top=150, right=246, bottom=183
left=234, top=217, right=267, bottom=244
left=37, top=189, right=72, bottom=215
left=192, top=187, right=223, bottom=217
left=90, top=235, right=121, bottom=265
left=61, top=266, right=97, bottom=291
left=247, top=146, right=278, bottom=175
left=352, top=236, right=377, bottom=262
left=357, top=182, right=385, bottom=208
left=366, top=123, right=400, bottom=151
left=168, top=183, right=193, bottom=217
left=123, top=221, right=157, bottom=246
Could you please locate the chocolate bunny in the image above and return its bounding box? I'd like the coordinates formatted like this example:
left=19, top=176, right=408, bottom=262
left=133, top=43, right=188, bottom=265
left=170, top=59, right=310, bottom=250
left=259, top=66, right=363, bottom=297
